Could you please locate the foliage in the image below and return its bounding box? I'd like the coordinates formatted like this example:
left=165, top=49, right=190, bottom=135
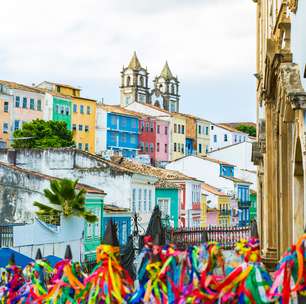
left=236, top=125, right=256, bottom=137
left=34, top=179, right=98, bottom=223
left=12, top=119, right=74, bottom=149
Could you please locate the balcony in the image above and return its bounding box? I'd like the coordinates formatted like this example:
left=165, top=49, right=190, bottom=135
left=238, top=200, right=251, bottom=208
left=219, top=209, right=231, bottom=216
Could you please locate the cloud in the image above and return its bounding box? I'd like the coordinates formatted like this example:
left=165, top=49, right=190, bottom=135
left=0, top=0, right=256, bottom=121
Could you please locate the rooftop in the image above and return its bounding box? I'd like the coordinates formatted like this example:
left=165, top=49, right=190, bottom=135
left=170, top=154, right=236, bottom=167
left=110, top=156, right=198, bottom=181
left=128, top=52, right=143, bottom=70
left=221, top=175, right=252, bottom=185
left=98, top=104, right=143, bottom=118
left=0, top=80, right=44, bottom=94
left=202, top=183, right=229, bottom=197
left=38, top=81, right=81, bottom=91
left=155, top=180, right=180, bottom=189
left=160, top=61, right=174, bottom=80
left=217, top=123, right=248, bottom=135
left=0, top=161, right=106, bottom=195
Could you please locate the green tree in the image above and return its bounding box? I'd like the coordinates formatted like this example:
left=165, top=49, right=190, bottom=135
left=237, top=125, right=256, bottom=137
left=34, top=179, right=98, bottom=223
left=12, top=119, right=74, bottom=148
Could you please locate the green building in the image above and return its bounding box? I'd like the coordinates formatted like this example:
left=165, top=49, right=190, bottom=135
left=250, top=190, right=257, bottom=221
left=155, top=181, right=180, bottom=229
left=83, top=191, right=105, bottom=262
left=52, top=96, right=72, bottom=130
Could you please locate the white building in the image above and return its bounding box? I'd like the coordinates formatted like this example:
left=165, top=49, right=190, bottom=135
left=208, top=141, right=256, bottom=189
left=209, top=124, right=248, bottom=151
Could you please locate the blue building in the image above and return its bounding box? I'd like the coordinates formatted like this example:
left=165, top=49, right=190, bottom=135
left=102, top=214, right=132, bottom=247
left=102, top=105, right=140, bottom=158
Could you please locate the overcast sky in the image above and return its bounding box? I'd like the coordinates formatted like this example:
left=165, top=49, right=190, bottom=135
left=0, top=0, right=256, bottom=122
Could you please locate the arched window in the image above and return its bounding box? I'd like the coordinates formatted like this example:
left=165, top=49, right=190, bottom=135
left=140, top=76, right=144, bottom=87
left=126, top=76, right=131, bottom=86
left=171, top=84, right=175, bottom=94
left=159, top=83, right=163, bottom=91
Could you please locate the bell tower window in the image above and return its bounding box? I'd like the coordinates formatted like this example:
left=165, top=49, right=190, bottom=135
left=126, top=76, right=131, bottom=87
left=171, top=84, right=175, bottom=94
left=140, top=76, right=144, bottom=87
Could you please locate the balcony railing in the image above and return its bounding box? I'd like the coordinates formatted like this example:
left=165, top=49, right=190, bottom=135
left=0, top=224, right=25, bottom=248
left=238, top=201, right=252, bottom=208
left=219, top=209, right=231, bottom=216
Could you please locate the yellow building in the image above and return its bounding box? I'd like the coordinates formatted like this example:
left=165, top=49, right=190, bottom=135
left=37, top=81, right=96, bottom=153
left=200, top=192, right=208, bottom=227
left=170, top=113, right=186, bottom=161
left=218, top=196, right=231, bottom=226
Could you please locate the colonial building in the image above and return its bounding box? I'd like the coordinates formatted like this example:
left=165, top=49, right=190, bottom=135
left=251, top=0, right=306, bottom=266
left=120, top=52, right=150, bottom=107
left=37, top=81, right=97, bottom=153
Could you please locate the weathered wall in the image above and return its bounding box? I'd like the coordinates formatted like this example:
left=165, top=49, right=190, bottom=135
left=0, top=149, right=133, bottom=210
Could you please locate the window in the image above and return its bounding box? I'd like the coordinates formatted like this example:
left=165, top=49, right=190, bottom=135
left=87, top=106, right=91, bottom=114
left=15, top=96, right=20, bottom=108
left=165, top=144, right=168, bottom=153
left=80, top=105, right=84, bottom=114
left=73, top=104, right=77, bottom=113
left=157, top=142, right=160, bottom=152
left=140, top=76, right=144, bottom=87
left=158, top=198, right=170, bottom=218
left=206, top=127, right=209, bottom=135
left=87, top=223, right=93, bottom=238
left=146, top=122, right=149, bottom=132
left=85, top=143, right=89, bottom=151
left=206, top=145, right=209, bottom=153
left=138, top=189, right=142, bottom=212
left=126, top=76, right=131, bottom=86
left=140, top=142, right=144, bottom=152
left=174, top=143, right=177, bottom=152
left=150, top=122, right=154, bottom=132
left=157, top=125, right=160, bottom=134
left=60, top=105, right=64, bottom=115
left=121, top=133, right=127, bottom=143
left=78, top=143, right=83, bottom=150
left=55, top=104, right=59, bottom=113
left=145, top=142, right=149, bottom=152
left=171, top=84, right=175, bottom=94
left=174, top=124, right=177, bottom=133
left=199, top=143, right=202, bottom=153
left=121, top=117, right=127, bottom=128
left=178, top=124, right=181, bottom=134
left=85, top=125, right=89, bottom=132
left=182, top=125, right=185, bottom=134
left=66, top=106, right=70, bottom=115
left=30, top=98, right=35, bottom=110
left=178, top=143, right=180, bottom=152
left=165, top=126, right=168, bottom=135
left=22, top=97, right=27, bottom=109
left=148, top=190, right=152, bottom=211
left=130, top=134, right=137, bottom=144
left=141, top=121, right=144, bottom=132
left=224, top=134, right=228, bottom=142
left=239, top=136, right=242, bottom=142
left=37, top=99, right=42, bottom=111
left=72, top=124, right=76, bottom=131
left=79, top=124, right=83, bottom=131
left=213, top=135, right=217, bottom=143
left=150, top=143, right=154, bottom=152
left=57, top=86, right=60, bottom=93
left=3, top=123, right=8, bottom=133
left=144, top=189, right=147, bottom=212
left=132, top=189, right=136, bottom=212
left=211, top=125, right=214, bottom=130
left=198, top=125, right=201, bottom=134
left=14, top=120, right=20, bottom=131
left=4, top=101, right=8, bottom=112
left=182, top=145, right=184, bottom=154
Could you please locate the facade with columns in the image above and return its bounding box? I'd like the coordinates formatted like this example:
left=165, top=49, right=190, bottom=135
left=252, top=0, right=306, bottom=268
left=120, top=52, right=180, bottom=112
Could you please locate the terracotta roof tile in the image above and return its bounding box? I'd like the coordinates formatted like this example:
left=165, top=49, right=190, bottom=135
left=155, top=180, right=180, bottom=189
left=202, top=183, right=229, bottom=196
left=221, top=175, right=252, bottom=184
left=98, top=104, right=143, bottom=118
left=0, top=80, right=44, bottom=94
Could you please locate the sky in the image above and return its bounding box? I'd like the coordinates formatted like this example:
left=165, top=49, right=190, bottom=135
left=0, top=0, right=256, bottom=123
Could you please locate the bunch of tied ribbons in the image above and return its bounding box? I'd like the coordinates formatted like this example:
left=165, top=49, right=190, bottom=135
left=1, top=228, right=306, bottom=303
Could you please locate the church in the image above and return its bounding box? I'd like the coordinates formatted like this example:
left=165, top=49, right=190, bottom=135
left=120, top=52, right=180, bottom=113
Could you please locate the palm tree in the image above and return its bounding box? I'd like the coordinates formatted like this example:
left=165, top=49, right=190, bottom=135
left=34, top=179, right=98, bottom=224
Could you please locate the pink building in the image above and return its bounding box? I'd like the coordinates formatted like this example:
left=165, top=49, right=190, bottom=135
left=207, top=208, right=218, bottom=226
left=0, top=81, right=45, bottom=144
left=139, top=117, right=170, bottom=166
